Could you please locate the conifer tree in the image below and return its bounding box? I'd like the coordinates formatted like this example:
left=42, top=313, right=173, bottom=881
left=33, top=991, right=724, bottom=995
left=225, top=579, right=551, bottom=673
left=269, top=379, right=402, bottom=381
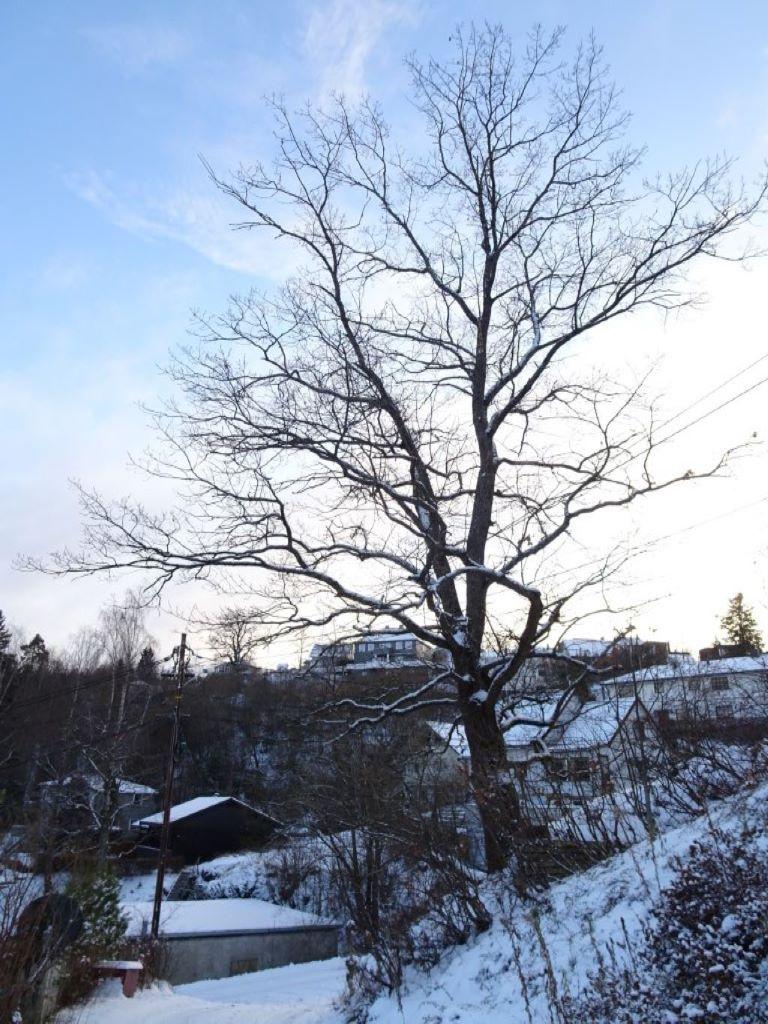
left=62, top=868, right=128, bottom=1004
left=67, top=868, right=127, bottom=954
left=0, top=610, right=11, bottom=654
left=19, top=633, right=49, bottom=671
left=136, top=646, right=158, bottom=682
left=720, top=593, right=764, bottom=652
left=0, top=610, right=15, bottom=680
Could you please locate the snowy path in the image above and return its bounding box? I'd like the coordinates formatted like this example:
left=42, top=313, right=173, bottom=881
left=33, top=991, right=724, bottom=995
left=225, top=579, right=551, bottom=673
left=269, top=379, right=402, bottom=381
left=57, top=958, right=348, bottom=1024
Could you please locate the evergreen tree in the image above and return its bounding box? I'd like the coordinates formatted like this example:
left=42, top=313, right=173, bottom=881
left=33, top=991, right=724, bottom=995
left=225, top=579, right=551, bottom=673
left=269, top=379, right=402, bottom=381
left=67, top=867, right=128, bottom=954
left=136, top=645, right=158, bottom=682
left=0, top=610, right=15, bottom=681
left=62, top=867, right=128, bottom=1004
left=19, top=633, right=49, bottom=671
left=0, top=610, right=11, bottom=654
left=720, top=593, right=764, bottom=652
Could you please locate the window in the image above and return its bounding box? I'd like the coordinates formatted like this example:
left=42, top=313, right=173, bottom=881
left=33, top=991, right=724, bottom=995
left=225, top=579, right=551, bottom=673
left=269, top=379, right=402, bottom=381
left=548, top=757, right=568, bottom=780
left=571, top=757, right=591, bottom=783
left=633, top=721, right=646, bottom=741
left=653, top=680, right=665, bottom=695
left=715, top=703, right=733, bottom=719
left=711, top=675, right=730, bottom=692
left=617, top=683, right=634, bottom=697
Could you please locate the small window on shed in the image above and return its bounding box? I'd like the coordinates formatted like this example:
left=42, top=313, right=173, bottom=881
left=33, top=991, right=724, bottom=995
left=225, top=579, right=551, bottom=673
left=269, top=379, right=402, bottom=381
left=711, top=675, right=730, bottom=692
left=653, top=680, right=665, bottom=695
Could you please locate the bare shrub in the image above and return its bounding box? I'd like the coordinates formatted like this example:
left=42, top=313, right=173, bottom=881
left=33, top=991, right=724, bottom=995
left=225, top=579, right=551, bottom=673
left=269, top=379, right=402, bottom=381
left=564, top=824, right=768, bottom=1023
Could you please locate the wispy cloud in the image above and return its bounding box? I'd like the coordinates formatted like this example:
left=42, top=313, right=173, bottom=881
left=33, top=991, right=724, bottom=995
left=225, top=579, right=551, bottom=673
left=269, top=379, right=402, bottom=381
left=68, top=168, right=298, bottom=280
left=304, top=0, right=417, bottom=99
left=83, top=22, right=192, bottom=75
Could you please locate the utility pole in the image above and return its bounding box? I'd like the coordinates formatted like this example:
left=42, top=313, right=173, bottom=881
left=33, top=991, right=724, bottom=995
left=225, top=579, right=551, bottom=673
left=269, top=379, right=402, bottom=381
left=150, top=632, right=187, bottom=941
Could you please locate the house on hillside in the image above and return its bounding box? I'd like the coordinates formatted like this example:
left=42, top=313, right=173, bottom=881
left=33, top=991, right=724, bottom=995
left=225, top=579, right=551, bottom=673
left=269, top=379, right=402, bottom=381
left=599, top=655, right=768, bottom=724
left=509, top=695, right=658, bottom=801
left=310, top=630, right=437, bottom=673
left=39, top=774, right=158, bottom=835
left=352, top=631, right=434, bottom=665
left=137, top=796, right=281, bottom=863
left=427, top=691, right=658, bottom=802
left=699, top=642, right=761, bottom=662
left=556, top=637, right=671, bottom=679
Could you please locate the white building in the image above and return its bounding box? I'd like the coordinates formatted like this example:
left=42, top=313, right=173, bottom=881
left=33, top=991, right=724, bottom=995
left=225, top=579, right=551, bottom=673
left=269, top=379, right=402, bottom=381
left=599, top=655, right=768, bottom=723
left=428, top=691, right=656, bottom=801
left=310, top=631, right=436, bottom=672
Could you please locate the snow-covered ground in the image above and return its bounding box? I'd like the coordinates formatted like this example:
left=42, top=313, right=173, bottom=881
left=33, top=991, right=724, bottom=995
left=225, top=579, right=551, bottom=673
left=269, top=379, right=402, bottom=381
left=55, top=781, right=768, bottom=1023
left=56, top=958, right=348, bottom=1024
left=119, top=871, right=178, bottom=903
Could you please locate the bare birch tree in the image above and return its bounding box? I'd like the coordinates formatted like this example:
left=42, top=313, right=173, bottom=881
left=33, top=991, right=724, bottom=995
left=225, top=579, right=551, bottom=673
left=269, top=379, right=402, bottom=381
left=47, top=26, right=765, bottom=868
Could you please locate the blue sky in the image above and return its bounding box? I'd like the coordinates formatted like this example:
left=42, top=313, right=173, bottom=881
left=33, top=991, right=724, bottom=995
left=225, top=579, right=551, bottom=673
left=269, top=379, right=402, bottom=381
left=3, top=0, right=768, bottom=659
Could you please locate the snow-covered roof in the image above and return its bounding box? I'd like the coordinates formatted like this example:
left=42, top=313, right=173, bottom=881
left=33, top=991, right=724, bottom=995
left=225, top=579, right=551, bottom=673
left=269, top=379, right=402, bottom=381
left=557, top=638, right=612, bottom=658
left=553, top=698, right=638, bottom=750
left=115, top=778, right=158, bottom=795
left=502, top=699, right=564, bottom=746
left=122, top=898, right=330, bottom=936
left=603, top=655, right=768, bottom=688
left=429, top=695, right=642, bottom=758
left=358, top=632, right=417, bottom=644
left=40, top=775, right=157, bottom=795
left=429, top=702, right=567, bottom=757
left=347, top=658, right=425, bottom=671
left=138, top=795, right=277, bottom=828
left=428, top=721, right=471, bottom=758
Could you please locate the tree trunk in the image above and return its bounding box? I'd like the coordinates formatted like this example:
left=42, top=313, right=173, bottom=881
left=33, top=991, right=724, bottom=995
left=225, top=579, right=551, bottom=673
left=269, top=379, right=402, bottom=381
left=462, top=700, right=520, bottom=872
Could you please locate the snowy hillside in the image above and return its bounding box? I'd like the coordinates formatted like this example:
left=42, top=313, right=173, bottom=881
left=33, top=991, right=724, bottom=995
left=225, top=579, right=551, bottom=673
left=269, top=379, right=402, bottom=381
left=57, top=780, right=768, bottom=1023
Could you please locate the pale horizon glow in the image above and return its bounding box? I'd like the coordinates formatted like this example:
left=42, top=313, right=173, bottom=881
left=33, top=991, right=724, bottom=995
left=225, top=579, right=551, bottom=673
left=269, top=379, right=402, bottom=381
left=2, top=1, right=768, bottom=666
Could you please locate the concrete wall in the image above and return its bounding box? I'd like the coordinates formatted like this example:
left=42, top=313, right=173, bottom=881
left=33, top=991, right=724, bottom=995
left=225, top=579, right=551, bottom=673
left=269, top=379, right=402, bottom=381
left=161, top=925, right=339, bottom=985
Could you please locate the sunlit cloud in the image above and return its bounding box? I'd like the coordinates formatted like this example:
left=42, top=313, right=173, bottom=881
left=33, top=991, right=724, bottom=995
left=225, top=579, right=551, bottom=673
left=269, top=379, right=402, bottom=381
left=304, top=0, right=418, bottom=99
left=67, top=168, right=298, bottom=280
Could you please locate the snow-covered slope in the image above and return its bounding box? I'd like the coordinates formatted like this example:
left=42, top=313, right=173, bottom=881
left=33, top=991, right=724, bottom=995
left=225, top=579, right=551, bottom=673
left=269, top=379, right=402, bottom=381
left=366, top=782, right=768, bottom=1024
left=56, top=781, right=768, bottom=1024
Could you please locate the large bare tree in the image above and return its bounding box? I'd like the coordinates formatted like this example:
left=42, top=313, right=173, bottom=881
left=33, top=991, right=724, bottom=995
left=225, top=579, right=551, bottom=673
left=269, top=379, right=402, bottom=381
left=50, top=27, right=765, bottom=868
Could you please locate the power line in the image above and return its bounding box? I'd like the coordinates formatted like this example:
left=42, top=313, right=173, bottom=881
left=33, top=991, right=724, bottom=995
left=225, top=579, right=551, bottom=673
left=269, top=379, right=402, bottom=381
left=652, top=372, right=768, bottom=450
left=532, top=492, right=768, bottom=587
left=652, top=351, right=768, bottom=434
left=504, top=356, right=768, bottom=544
left=604, top=370, right=768, bottom=477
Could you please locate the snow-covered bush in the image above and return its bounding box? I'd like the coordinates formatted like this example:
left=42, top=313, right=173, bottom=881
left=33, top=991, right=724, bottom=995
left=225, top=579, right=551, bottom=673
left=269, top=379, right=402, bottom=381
left=565, top=824, right=768, bottom=1023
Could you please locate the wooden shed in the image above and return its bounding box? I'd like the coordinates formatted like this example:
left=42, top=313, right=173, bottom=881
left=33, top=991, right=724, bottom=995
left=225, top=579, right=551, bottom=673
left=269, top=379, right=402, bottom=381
left=137, top=796, right=280, bottom=863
